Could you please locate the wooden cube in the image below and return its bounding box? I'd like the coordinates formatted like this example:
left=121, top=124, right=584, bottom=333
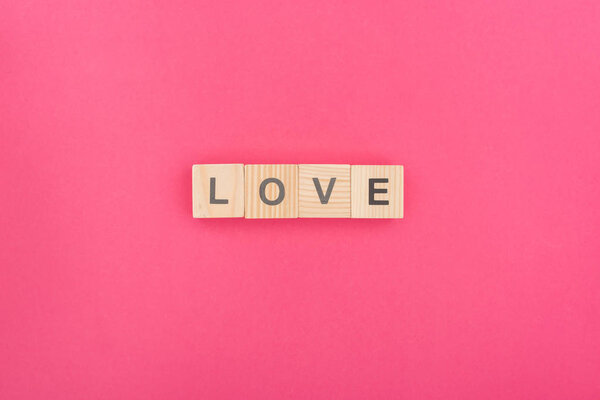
left=299, top=164, right=351, bottom=218
left=245, top=164, right=298, bottom=218
left=351, top=165, right=403, bottom=218
left=192, top=164, right=244, bottom=218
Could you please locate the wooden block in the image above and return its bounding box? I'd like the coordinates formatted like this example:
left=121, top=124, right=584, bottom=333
left=299, top=164, right=351, bottom=218
left=245, top=164, right=298, bottom=218
left=351, top=165, right=403, bottom=219
left=192, top=164, right=244, bottom=218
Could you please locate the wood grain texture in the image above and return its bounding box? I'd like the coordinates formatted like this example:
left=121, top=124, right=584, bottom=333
left=351, top=165, right=403, bottom=219
left=245, top=164, right=298, bottom=218
left=299, top=164, right=350, bottom=218
left=192, top=164, right=244, bottom=218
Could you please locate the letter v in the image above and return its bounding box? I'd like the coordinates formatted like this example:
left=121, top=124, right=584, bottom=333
left=312, top=177, right=336, bottom=204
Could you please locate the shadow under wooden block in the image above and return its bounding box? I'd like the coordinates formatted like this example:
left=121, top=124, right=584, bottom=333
left=192, top=164, right=244, bottom=218
left=351, top=165, right=403, bottom=219
left=245, top=164, right=298, bottom=218
left=299, top=164, right=351, bottom=218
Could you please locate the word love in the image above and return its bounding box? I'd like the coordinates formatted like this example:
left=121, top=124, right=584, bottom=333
left=192, top=164, right=403, bottom=219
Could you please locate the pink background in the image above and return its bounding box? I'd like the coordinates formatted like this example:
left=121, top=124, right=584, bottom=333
left=2, top=1, right=599, bottom=399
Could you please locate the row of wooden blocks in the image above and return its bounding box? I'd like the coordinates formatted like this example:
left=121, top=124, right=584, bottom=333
left=192, top=164, right=403, bottom=218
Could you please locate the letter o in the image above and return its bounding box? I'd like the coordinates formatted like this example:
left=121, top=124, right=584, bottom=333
left=259, top=178, right=285, bottom=205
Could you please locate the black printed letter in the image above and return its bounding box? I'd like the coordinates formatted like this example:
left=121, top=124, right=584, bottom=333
left=312, top=178, right=336, bottom=204
left=259, top=178, right=285, bottom=206
left=210, top=177, right=228, bottom=204
left=369, top=178, right=389, bottom=205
